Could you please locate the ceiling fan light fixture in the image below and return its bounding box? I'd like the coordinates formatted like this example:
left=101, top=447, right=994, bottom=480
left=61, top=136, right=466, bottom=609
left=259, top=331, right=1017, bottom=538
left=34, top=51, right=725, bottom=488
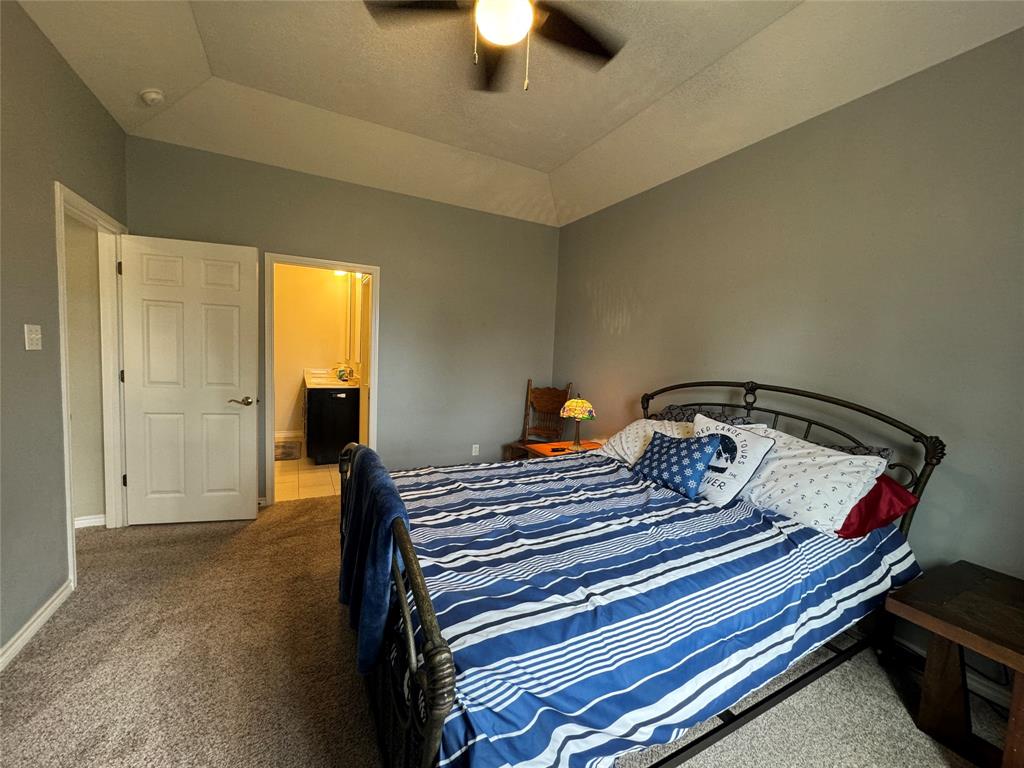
left=475, top=0, right=533, bottom=47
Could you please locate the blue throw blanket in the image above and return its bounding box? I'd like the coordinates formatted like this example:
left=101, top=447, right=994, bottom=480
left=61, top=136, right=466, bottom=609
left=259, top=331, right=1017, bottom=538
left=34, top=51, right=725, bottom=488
left=339, top=445, right=409, bottom=674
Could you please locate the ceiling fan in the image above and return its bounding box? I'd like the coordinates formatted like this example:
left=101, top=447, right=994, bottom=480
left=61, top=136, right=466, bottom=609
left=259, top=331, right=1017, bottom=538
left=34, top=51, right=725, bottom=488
left=364, top=0, right=624, bottom=91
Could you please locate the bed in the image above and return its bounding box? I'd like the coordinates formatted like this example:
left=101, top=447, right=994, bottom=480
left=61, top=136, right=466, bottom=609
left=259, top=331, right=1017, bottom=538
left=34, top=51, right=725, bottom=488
left=339, top=380, right=947, bottom=768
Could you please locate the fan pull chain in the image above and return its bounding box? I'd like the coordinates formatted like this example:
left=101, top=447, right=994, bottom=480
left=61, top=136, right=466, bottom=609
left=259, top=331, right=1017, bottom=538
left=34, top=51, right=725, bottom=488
left=474, top=24, right=478, bottom=65
left=523, top=29, right=531, bottom=91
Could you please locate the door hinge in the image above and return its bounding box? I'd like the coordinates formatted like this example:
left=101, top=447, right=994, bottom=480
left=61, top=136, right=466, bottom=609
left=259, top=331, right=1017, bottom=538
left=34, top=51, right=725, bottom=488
left=116, top=261, right=123, bottom=276
left=119, top=369, right=125, bottom=383
left=122, top=474, right=127, bottom=487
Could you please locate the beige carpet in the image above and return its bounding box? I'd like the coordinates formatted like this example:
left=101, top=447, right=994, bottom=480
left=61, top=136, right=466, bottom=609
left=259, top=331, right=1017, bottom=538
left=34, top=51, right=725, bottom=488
left=1, top=496, right=379, bottom=768
left=621, top=645, right=1005, bottom=768
left=1, top=497, right=1007, bottom=767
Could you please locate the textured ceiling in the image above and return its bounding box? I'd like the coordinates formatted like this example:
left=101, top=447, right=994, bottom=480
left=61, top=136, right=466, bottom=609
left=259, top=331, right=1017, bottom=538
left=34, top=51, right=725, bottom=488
left=22, top=1, right=1024, bottom=226
left=188, top=1, right=797, bottom=172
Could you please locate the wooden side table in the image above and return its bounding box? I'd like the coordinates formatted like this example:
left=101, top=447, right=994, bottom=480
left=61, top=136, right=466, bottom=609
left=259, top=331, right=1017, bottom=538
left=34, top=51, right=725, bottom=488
left=523, top=440, right=602, bottom=458
left=885, top=560, right=1024, bottom=767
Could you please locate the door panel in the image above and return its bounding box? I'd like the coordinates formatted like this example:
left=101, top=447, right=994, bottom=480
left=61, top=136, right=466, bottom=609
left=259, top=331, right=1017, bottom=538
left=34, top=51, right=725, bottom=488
left=201, top=305, right=239, bottom=386
left=142, top=300, right=184, bottom=386
left=202, top=413, right=240, bottom=493
left=122, top=235, right=258, bottom=524
left=142, top=253, right=183, bottom=286
left=145, top=413, right=185, bottom=496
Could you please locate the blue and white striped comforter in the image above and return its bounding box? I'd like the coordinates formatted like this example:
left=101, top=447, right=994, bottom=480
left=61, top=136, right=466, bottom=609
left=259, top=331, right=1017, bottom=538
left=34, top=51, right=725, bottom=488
left=390, top=452, right=919, bottom=768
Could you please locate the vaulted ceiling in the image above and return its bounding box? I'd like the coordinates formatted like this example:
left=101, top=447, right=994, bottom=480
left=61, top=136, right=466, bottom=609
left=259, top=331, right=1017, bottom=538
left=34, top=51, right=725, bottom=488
left=23, top=1, right=1024, bottom=226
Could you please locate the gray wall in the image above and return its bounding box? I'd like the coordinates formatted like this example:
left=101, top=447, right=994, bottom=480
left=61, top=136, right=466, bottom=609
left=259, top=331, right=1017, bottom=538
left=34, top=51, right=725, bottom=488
left=1, top=2, right=126, bottom=644
left=125, top=138, right=560, bottom=481
left=553, top=30, right=1024, bottom=578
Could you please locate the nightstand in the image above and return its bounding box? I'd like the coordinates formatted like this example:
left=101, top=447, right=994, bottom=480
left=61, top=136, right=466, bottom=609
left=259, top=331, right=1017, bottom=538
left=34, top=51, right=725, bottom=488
left=523, top=440, right=602, bottom=458
left=885, top=560, right=1024, bottom=767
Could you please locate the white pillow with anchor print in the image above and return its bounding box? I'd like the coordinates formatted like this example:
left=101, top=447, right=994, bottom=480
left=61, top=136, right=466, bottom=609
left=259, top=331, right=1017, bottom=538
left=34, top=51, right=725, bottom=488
left=595, top=419, right=695, bottom=467
left=741, top=425, right=887, bottom=535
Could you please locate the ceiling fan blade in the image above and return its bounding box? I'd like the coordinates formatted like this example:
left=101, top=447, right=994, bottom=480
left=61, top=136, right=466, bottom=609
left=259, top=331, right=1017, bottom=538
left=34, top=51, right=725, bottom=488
left=474, top=41, right=507, bottom=91
left=363, top=1, right=467, bottom=24
left=533, top=1, right=622, bottom=63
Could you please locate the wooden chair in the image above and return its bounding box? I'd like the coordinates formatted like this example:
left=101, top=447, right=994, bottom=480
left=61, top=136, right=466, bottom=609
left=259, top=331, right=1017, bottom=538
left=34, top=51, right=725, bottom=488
left=502, top=379, right=573, bottom=460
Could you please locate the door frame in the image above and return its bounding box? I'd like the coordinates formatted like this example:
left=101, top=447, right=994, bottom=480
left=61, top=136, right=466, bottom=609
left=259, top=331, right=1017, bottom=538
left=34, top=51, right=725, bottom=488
left=54, top=181, right=129, bottom=581
left=263, top=252, right=381, bottom=505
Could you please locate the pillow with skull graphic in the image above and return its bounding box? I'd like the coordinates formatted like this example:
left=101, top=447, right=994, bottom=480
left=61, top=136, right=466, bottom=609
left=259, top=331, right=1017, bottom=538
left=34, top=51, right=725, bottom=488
left=692, top=415, right=776, bottom=506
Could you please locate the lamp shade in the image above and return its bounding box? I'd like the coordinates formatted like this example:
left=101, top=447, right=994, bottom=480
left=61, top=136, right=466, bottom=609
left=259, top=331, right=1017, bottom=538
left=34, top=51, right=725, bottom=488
left=560, top=397, right=595, bottom=421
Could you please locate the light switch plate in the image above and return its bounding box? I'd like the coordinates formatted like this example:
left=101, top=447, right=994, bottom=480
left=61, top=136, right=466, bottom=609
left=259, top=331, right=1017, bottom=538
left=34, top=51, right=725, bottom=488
left=24, top=324, right=42, bottom=351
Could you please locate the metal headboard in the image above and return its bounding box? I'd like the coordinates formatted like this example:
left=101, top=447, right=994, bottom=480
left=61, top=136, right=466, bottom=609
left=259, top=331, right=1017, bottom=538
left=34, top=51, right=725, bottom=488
left=641, top=380, right=946, bottom=535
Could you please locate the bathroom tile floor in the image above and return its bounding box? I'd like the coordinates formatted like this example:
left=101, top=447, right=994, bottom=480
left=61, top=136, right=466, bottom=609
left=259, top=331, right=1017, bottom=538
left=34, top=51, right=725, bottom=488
left=274, top=441, right=340, bottom=501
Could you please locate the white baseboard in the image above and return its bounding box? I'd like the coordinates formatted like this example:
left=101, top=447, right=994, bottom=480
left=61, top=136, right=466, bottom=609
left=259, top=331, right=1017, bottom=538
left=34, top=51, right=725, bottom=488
left=74, top=515, right=106, bottom=529
left=274, top=430, right=304, bottom=442
left=0, top=579, right=74, bottom=672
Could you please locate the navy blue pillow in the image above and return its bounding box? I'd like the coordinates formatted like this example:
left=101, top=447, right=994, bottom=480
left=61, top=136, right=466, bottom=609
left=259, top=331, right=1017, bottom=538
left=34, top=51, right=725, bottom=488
left=635, top=432, right=722, bottom=499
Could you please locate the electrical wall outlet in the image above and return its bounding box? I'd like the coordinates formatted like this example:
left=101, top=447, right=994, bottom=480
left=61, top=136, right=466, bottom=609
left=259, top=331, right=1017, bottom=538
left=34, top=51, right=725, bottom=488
left=471, top=444, right=480, bottom=456
left=23, top=324, right=42, bottom=350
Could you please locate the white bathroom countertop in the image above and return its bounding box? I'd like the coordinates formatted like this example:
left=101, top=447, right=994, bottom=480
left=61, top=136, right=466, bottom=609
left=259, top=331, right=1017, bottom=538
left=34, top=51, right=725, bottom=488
left=303, top=368, right=359, bottom=390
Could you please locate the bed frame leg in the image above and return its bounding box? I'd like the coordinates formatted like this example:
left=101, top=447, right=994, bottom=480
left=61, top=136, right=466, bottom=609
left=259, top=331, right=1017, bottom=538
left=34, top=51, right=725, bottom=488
left=863, top=609, right=898, bottom=666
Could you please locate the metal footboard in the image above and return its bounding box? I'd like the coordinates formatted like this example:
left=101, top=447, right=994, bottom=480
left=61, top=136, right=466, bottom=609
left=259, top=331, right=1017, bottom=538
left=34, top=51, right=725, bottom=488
left=340, top=444, right=455, bottom=768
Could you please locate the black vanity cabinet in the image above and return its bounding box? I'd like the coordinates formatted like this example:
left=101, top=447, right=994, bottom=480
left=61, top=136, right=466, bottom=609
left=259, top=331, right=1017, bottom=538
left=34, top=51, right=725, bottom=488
left=305, top=387, right=360, bottom=465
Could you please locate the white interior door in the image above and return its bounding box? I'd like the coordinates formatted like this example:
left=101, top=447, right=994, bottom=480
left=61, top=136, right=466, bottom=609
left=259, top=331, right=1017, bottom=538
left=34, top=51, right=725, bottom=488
left=121, top=235, right=259, bottom=524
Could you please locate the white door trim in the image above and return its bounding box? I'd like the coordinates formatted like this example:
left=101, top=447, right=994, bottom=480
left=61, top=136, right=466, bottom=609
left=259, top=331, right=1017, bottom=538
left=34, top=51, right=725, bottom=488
left=54, top=182, right=128, bottom=592
left=263, top=252, right=380, bottom=506
left=97, top=231, right=127, bottom=529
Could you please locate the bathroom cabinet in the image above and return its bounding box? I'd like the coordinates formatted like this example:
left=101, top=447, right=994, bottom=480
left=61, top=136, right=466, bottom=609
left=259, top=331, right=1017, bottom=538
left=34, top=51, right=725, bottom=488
left=305, top=386, right=360, bottom=465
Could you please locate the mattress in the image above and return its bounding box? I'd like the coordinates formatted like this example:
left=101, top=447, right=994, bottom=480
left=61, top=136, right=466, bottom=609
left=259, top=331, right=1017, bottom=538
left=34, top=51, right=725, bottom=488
left=390, top=452, right=919, bottom=768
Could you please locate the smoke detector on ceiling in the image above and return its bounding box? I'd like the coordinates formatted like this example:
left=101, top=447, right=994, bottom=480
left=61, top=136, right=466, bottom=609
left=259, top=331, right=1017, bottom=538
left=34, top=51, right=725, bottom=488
left=138, top=88, right=165, bottom=107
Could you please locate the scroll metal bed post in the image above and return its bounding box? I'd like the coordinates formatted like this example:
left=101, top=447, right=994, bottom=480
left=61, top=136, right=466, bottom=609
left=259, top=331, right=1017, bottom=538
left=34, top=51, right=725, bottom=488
left=339, top=444, right=456, bottom=768
left=391, top=520, right=457, bottom=768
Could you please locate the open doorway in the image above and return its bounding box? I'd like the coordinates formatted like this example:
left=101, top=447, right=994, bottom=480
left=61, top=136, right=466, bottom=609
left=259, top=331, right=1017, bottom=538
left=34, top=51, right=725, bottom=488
left=63, top=213, right=109, bottom=529
left=54, top=183, right=127, bottom=591
left=56, top=183, right=267, bottom=536
left=55, top=185, right=127, bottom=535
left=264, top=253, right=378, bottom=505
